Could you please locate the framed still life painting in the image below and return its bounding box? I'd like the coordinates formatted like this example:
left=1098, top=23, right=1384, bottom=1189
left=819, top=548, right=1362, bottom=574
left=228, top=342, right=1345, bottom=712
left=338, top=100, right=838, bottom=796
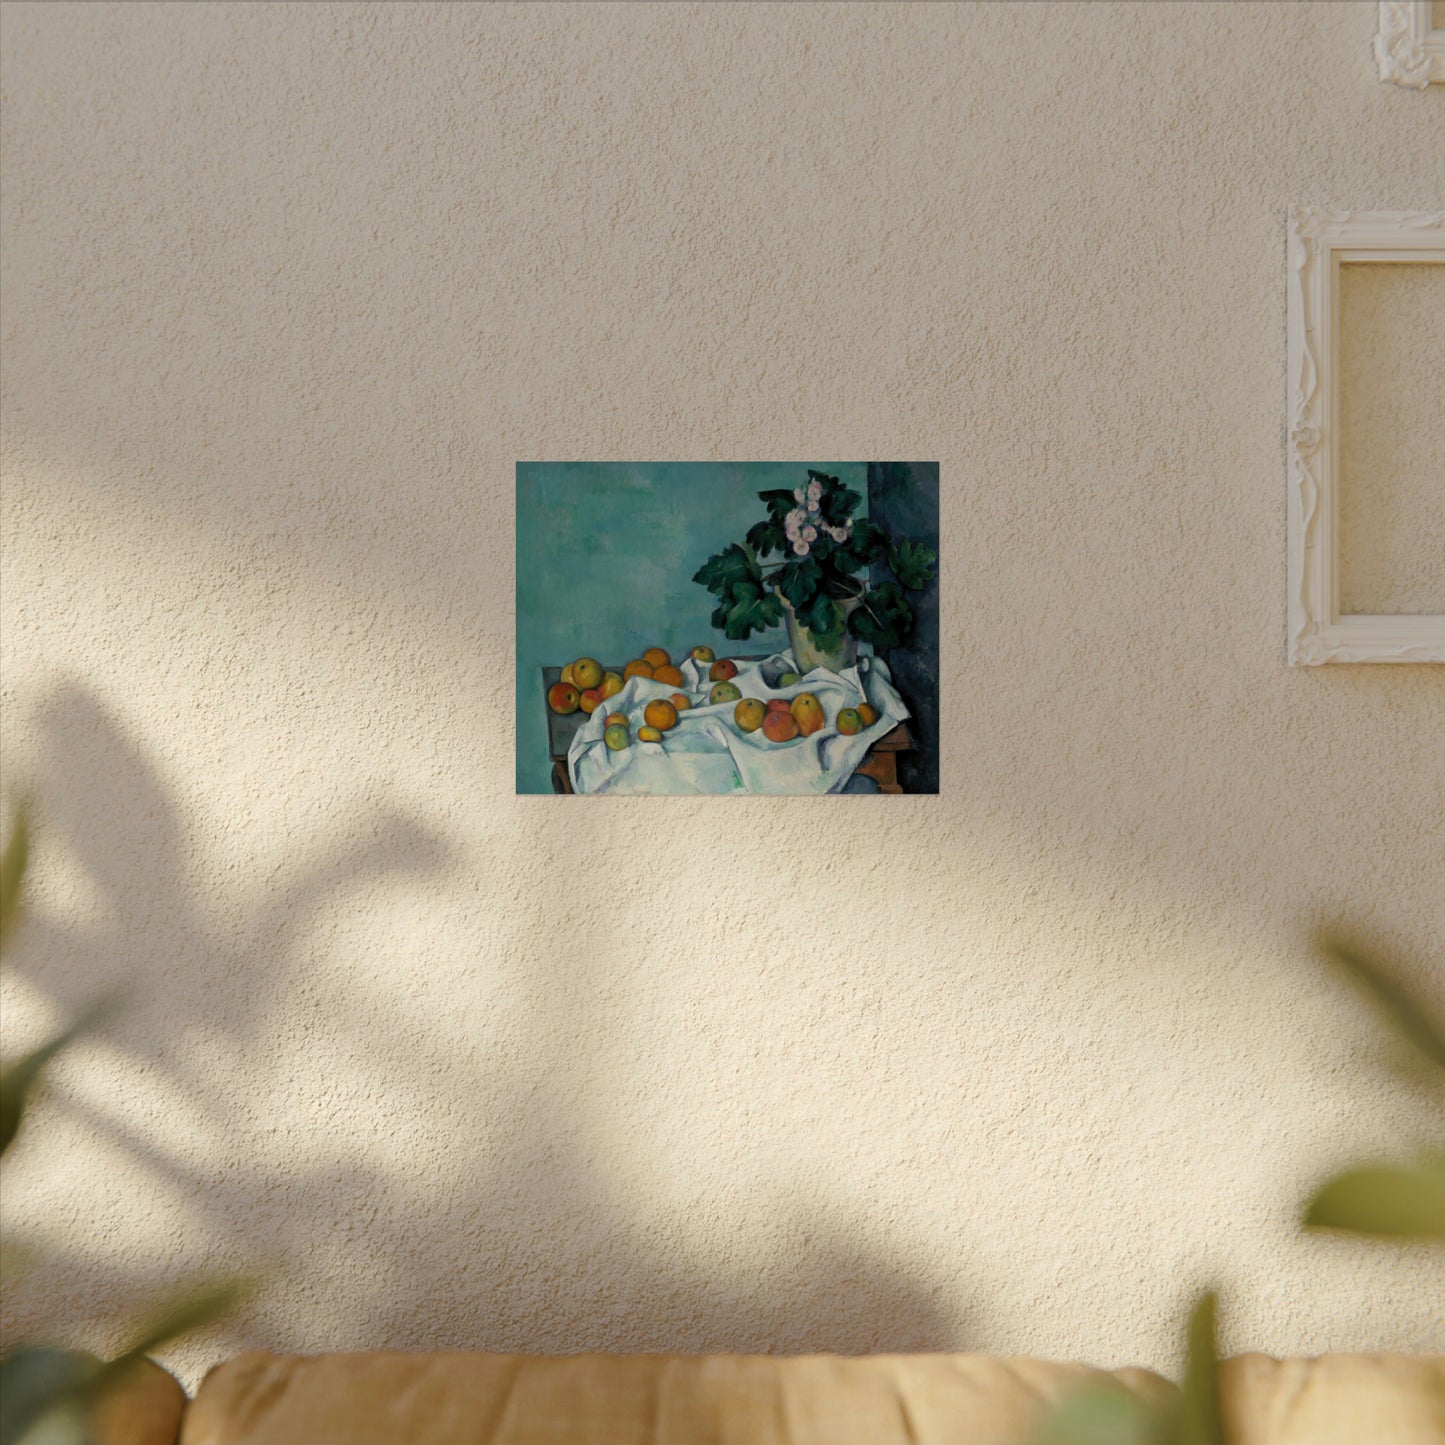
left=515, top=462, right=940, bottom=795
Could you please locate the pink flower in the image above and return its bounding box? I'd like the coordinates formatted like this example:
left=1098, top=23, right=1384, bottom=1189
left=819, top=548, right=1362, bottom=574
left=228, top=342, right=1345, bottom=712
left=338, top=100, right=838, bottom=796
left=801, top=526, right=817, bottom=543
left=793, top=540, right=811, bottom=556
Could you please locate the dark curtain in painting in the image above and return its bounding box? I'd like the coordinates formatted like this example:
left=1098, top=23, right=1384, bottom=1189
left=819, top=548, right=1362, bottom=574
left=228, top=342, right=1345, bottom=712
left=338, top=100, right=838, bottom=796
left=867, top=462, right=940, bottom=794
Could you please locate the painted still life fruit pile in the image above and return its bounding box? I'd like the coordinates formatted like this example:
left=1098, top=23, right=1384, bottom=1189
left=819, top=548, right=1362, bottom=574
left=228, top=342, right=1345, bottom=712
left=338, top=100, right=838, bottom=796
left=549, top=643, right=909, bottom=796
left=547, top=645, right=878, bottom=753
left=517, top=462, right=939, bottom=796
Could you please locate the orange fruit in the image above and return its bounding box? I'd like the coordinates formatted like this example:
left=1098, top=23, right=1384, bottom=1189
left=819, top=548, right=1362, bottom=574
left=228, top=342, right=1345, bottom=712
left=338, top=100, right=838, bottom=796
left=643, top=699, right=679, bottom=731
left=856, top=703, right=878, bottom=727
left=624, top=659, right=655, bottom=680
left=653, top=664, right=684, bottom=687
left=670, top=693, right=692, bottom=711
left=643, top=647, right=671, bottom=669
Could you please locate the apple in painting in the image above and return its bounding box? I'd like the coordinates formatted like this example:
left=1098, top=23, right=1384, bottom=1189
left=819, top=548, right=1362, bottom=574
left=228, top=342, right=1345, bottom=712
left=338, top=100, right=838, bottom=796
left=835, top=707, right=862, bottom=735
left=579, top=688, right=604, bottom=714
left=791, top=693, right=825, bottom=736
left=571, top=657, right=603, bottom=690
left=856, top=703, right=878, bottom=727
left=709, top=681, right=742, bottom=706
left=548, top=682, right=581, bottom=715
left=765, top=698, right=792, bottom=714
left=734, top=698, right=766, bottom=733
left=604, top=722, right=630, bottom=751
left=690, top=645, right=715, bottom=664
left=671, top=693, right=692, bottom=712
left=762, top=710, right=800, bottom=743
left=600, top=671, right=624, bottom=699
left=709, top=658, right=738, bottom=683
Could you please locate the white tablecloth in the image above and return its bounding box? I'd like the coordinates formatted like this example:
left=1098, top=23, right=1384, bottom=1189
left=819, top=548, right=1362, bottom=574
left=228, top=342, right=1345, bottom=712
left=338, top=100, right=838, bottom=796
left=568, top=651, right=909, bottom=796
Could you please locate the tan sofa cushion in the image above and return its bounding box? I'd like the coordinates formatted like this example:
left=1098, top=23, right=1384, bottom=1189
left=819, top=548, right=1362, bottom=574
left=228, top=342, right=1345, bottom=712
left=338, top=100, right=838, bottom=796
left=1220, top=1353, right=1445, bottom=1445
left=180, top=1350, right=1174, bottom=1445
left=95, top=1358, right=188, bottom=1445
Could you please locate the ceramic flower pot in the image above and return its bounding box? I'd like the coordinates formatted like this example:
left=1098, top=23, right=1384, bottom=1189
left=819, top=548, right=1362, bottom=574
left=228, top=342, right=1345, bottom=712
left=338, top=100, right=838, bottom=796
left=777, top=592, right=861, bottom=675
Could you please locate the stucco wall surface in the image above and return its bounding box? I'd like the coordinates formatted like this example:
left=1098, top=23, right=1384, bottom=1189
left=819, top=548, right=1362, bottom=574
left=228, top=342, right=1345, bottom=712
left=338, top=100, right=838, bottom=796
left=1337, top=262, right=1445, bottom=615
left=1, top=0, right=1442, bottom=1389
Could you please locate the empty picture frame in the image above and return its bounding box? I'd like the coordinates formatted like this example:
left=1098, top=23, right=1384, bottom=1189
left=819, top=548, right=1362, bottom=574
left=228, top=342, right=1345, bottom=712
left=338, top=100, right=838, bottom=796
left=1375, top=1, right=1445, bottom=87
left=1286, top=208, right=1445, bottom=665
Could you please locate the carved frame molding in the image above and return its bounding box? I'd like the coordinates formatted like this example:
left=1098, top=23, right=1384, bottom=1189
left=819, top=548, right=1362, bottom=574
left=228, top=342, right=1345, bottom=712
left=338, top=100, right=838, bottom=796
left=1375, top=1, right=1444, bottom=87
left=1286, top=208, right=1445, bottom=665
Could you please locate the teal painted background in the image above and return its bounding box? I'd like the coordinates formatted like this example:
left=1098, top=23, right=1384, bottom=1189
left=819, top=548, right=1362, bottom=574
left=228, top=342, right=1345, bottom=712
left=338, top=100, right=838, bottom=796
left=515, top=461, right=868, bottom=794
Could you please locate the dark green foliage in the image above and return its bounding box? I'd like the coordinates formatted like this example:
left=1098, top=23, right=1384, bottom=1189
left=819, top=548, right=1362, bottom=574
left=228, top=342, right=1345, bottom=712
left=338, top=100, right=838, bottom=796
left=888, top=538, right=938, bottom=592
left=776, top=555, right=822, bottom=610
left=850, top=582, right=914, bottom=651
left=693, top=472, right=936, bottom=646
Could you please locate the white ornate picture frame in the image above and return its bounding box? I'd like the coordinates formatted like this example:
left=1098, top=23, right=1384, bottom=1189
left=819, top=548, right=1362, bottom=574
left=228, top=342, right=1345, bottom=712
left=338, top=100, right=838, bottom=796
left=1376, top=1, right=1445, bottom=87
left=1287, top=209, right=1445, bottom=665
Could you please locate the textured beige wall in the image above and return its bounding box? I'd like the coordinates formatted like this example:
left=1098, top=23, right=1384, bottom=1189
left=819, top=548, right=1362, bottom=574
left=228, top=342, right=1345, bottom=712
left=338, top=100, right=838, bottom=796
left=2, top=1, right=1442, bottom=1390
left=1338, top=262, right=1445, bottom=615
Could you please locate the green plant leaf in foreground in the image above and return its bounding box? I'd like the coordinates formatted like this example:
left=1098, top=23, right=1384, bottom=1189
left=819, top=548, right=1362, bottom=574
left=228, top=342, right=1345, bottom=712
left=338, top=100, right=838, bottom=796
left=1317, top=934, right=1445, bottom=1074
left=0, top=1348, right=98, bottom=1445
left=1303, top=1156, right=1445, bottom=1240
left=1, top=804, right=30, bottom=953
left=1170, top=1291, right=1223, bottom=1445
left=1033, top=1292, right=1220, bottom=1445
left=1034, top=1381, right=1161, bottom=1445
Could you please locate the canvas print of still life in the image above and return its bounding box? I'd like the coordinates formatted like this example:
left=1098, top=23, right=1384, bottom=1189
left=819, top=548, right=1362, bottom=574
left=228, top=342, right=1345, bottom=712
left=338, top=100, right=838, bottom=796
left=516, top=462, right=939, bottom=795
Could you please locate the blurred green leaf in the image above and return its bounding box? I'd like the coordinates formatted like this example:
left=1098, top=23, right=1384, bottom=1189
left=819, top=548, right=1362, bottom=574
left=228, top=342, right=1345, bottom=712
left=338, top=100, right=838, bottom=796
left=1, top=805, right=30, bottom=953
left=1170, top=1292, right=1223, bottom=1445
left=1318, top=934, right=1445, bottom=1075
left=1304, top=1156, right=1445, bottom=1240
left=0, top=1348, right=98, bottom=1445
left=1034, top=1381, right=1162, bottom=1445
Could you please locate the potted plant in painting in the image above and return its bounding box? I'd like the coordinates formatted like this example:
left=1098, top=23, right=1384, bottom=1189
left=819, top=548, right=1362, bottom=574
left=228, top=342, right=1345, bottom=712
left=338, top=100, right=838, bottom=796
left=692, top=471, right=937, bottom=674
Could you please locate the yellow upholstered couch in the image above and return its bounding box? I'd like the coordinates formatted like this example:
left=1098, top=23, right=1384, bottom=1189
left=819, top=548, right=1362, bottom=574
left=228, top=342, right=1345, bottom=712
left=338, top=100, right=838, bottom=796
left=105, top=1349, right=1445, bottom=1445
